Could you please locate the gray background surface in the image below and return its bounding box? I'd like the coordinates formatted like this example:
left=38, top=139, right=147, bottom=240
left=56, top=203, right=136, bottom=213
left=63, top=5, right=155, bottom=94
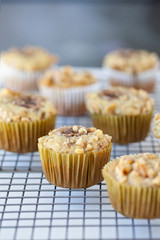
left=1, top=0, right=160, bottom=66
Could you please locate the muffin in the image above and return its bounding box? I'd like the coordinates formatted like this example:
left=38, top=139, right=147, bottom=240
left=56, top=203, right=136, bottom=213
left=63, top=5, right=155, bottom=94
left=102, top=153, right=160, bottom=219
left=103, top=49, right=158, bottom=92
left=38, top=125, right=112, bottom=188
left=0, top=88, right=56, bottom=153
left=38, top=66, right=98, bottom=116
left=153, top=113, right=160, bottom=138
left=86, top=86, right=154, bottom=144
left=0, top=46, right=58, bottom=91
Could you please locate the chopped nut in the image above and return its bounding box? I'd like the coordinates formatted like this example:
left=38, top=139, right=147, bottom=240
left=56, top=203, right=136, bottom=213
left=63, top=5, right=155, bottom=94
left=75, top=149, right=84, bottom=154
left=119, top=164, right=132, bottom=175
left=92, top=136, right=98, bottom=141
left=152, top=176, right=160, bottom=186
left=89, top=127, right=96, bottom=132
left=73, top=125, right=79, bottom=132
left=79, top=127, right=87, bottom=134
left=76, top=137, right=83, bottom=145
left=21, top=117, right=30, bottom=122
left=148, top=169, right=156, bottom=178
left=95, top=129, right=103, bottom=138
left=86, top=144, right=92, bottom=151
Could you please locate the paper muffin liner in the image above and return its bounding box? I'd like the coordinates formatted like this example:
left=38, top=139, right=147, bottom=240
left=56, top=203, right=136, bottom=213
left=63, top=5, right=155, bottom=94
left=107, top=65, right=158, bottom=93
left=38, top=143, right=112, bottom=188
left=90, top=112, right=153, bottom=144
left=0, top=116, right=56, bottom=153
left=0, top=61, right=49, bottom=91
left=102, top=161, right=160, bottom=219
left=39, top=83, right=99, bottom=116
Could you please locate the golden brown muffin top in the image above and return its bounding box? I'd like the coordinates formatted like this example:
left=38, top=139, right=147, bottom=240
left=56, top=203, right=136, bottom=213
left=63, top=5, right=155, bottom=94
left=39, top=66, right=97, bottom=88
left=38, top=125, right=112, bottom=154
left=153, top=113, right=160, bottom=139
left=0, top=88, right=56, bottom=122
left=103, top=49, right=158, bottom=74
left=103, top=153, right=160, bottom=187
left=1, top=46, right=58, bottom=71
left=86, top=86, right=154, bottom=115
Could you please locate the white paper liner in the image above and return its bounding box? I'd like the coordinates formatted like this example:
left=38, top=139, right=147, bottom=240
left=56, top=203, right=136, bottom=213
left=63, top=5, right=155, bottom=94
left=39, top=83, right=99, bottom=116
left=0, top=61, right=47, bottom=91
left=106, top=64, right=159, bottom=91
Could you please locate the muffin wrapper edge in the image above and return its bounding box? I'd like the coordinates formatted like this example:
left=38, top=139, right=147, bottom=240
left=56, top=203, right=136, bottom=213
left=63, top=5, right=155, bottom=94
left=102, top=163, right=160, bottom=219
left=90, top=112, right=153, bottom=144
left=107, top=65, right=158, bottom=93
left=39, top=83, right=99, bottom=116
left=0, top=61, right=52, bottom=91
left=0, top=116, right=56, bottom=153
left=38, top=143, right=112, bottom=188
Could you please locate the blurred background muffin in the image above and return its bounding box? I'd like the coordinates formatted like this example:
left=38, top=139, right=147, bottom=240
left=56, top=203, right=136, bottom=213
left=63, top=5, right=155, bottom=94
left=103, top=49, right=159, bottom=92
left=0, top=46, right=58, bottom=91
left=39, top=66, right=98, bottom=116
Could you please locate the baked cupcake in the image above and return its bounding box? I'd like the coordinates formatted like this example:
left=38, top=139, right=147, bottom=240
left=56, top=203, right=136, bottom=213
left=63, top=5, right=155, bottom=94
left=0, top=88, right=56, bottom=153
left=153, top=113, right=160, bottom=141
left=86, top=86, right=154, bottom=144
left=38, top=66, right=98, bottom=116
left=0, top=46, right=58, bottom=91
left=103, top=49, right=158, bottom=92
left=102, top=153, right=160, bottom=219
left=38, top=125, right=112, bottom=188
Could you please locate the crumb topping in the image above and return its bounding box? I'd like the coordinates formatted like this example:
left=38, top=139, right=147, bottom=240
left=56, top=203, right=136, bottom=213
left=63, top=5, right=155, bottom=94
left=38, top=125, right=112, bottom=154
left=153, top=113, right=160, bottom=139
left=86, top=86, right=154, bottom=115
left=103, top=49, right=158, bottom=74
left=105, top=153, right=160, bottom=187
left=39, top=66, right=96, bottom=88
left=1, top=46, right=58, bottom=71
left=0, top=88, right=56, bottom=122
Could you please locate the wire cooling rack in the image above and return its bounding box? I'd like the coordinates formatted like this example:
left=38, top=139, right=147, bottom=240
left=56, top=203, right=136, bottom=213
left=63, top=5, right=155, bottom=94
left=0, top=68, right=160, bottom=240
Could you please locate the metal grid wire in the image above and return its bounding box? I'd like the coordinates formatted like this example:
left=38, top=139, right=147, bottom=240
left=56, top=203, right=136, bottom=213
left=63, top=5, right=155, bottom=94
left=0, top=69, right=160, bottom=240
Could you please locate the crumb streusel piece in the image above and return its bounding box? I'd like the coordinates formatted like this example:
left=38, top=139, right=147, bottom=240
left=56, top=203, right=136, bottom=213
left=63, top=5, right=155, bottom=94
left=0, top=88, right=56, bottom=122
left=38, top=125, right=112, bottom=154
left=86, top=86, right=154, bottom=115
left=106, top=153, right=160, bottom=187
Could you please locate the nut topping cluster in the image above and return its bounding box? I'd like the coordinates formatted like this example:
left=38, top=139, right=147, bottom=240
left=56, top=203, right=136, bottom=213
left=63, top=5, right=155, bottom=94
left=39, top=126, right=112, bottom=154
left=0, top=88, right=56, bottom=122
left=107, top=153, right=160, bottom=187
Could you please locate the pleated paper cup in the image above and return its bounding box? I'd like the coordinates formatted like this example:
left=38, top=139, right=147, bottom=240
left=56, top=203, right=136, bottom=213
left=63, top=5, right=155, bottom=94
left=102, top=161, right=160, bottom=219
left=0, top=61, right=48, bottom=91
left=90, top=112, right=153, bottom=144
left=38, top=143, right=112, bottom=188
left=0, top=116, right=56, bottom=153
left=107, top=65, right=158, bottom=93
left=39, top=83, right=99, bottom=116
